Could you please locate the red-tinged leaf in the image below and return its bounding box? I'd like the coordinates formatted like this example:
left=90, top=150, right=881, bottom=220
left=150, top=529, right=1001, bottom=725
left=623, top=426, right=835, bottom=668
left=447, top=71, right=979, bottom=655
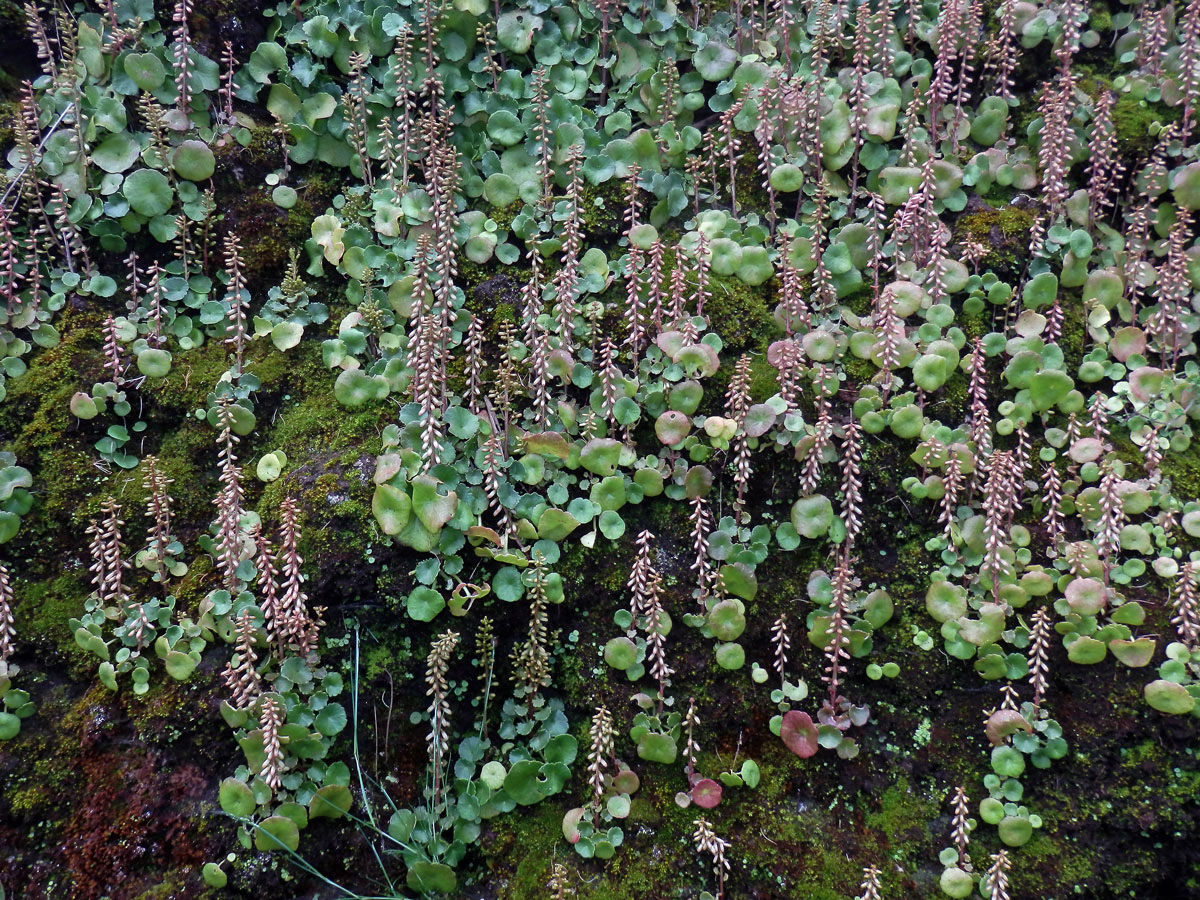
left=781, top=710, right=819, bottom=758
left=691, top=778, right=723, bottom=809
left=984, top=709, right=1032, bottom=746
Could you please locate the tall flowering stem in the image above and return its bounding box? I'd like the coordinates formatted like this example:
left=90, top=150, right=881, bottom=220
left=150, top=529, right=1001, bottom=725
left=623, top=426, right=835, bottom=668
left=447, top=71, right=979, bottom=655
left=692, top=817, right=731, bottom=900
left=512, top=557, right=552, bottom=700
left=586, top=706, right=615, bottom=827
left=426, top=630, right=461, bottom=818
left=258, top=693, right=285, bottom=791
left=1171, top=562, right=1200, bottom=649
left=689, top=496, right=717, bottom=610
left=278, top=497, right=318, bottom=657
left=1028, top=606, right=1052, bottom=708
left=141, top=456, right=176, bottom=591
left=223, top=233, right=249, bottom=377
left=951, top=785, right=972, bottom=869
left=213, top=402, right=245, bottom=594
left=172, top=0, right=195, bottom=115
left=839, top=418, right=864, bottom=557
left=725, top=356, right=753, bottom=519
left=223, top=609, right=262, bottom=709
left=0, top=563, right=14, bottom=667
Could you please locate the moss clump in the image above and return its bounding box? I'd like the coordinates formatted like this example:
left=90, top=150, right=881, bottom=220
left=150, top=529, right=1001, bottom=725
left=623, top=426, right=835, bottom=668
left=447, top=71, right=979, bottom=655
left=704, top=274, right=775, bottom=355
left=16, top=573, right=92, bottom=663
left=843, top=353, right=878, bottom=387
left=1088, top=5, right=1113, bottom=31
left=956, top=205, right=1036, bottom=277
left=1112, top=95, right=1179, bottom=154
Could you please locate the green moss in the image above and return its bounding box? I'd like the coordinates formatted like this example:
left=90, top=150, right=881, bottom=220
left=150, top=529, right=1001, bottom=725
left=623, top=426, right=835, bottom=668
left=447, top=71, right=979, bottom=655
left=1088, top=4, right=1113, bottom=31
left=705, top=274, right=775, bottom=355
left=16, top=573, right=92, bottom=664
left=956, top=206, right=1036, bottom=277
left=578, top=178, right=626, bottom=237
left=843, top=353, right=877, bottom=387
left=1162, top=443, right=1200, bottom=502
left=1112, top=95, right=1179, bottom=154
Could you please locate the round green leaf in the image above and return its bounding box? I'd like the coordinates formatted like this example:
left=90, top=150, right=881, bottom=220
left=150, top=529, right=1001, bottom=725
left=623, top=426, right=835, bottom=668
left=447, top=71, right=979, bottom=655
left=136, top=348, right=172, bottom=378
left=272, top=185, right=298, bottom=209
left=991, top=745, right=1025, bottom=778
left=694, top=42, right=737, bottom=80
left=939, top=867, right=974, bottom=898
left=496, top=11, right=543, bottom=54
left=604, top=636, right=637, bottom=670
left=715, top=641, right=745, bottom=669
left=202, top=863, right=228, bottom=888
left=315, top=702, right=348, bottom=736
left=171, top=140, right=215, bottom=181
left=254, top=816, right=300, bottom=852
left=487, top=110, right=525, bottom=146
left=124, top=169, right=173, bottom=217
left=1145, top=679, right=1196, bottom=714
left=483, top=173, right=520, bottom=207
left=92, top=132, right=141, bottom=173
left=780, top=710, right=818, bottom=757
left=124, top=52, right=166, bottom=91
left=636, top=732, right=677, bottom=764
left=492, top=566, right=525, bottom=602
left=218, top=777, right=256, bottom=817
left=372, top=483, right=412, bottom=535
left=998, top=815, right=1033, bottom=847
left=790, top=494, right=833, bottom=539
left=407, top=587, right=446, bottom=622
left=707, top=599, right=746, bottom=641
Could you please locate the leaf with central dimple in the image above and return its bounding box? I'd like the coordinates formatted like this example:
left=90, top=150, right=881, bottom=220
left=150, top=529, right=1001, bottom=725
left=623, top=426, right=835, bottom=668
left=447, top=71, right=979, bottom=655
left=372, top=483, right=411, bottom=535
left=1145, top=679, right=1196, bottom=714
left=691, top=778, right=722, bottom=809
left=636, top=732, right=677, bottom=764
left=790, top=494, right=833, bottom=539
left=164, top=650, right=196, bottom=680
left=694, top=42, right=736, bottom=80
left=580, top=438, right=622, bottom=475
left=780, top=710, right=818, bottom=757
left=487, top=109, right=525, bottom=146
left=137, top=348, right=171, bottom=378
left=124, top=52, right=166, bottom=91
left=309, top=784, right=352, bottom=819
left=707, top=600, right=746, bottom=641
left=1029, top=369, right=1074, bottom=411
left=254, top=816, right=300, bottom=852
left=410, top=475, right=457, bottom=533
left=537, top=507, right=580, bottom=541
left=496, top=11, right=542, bottom=53
left=1065, top=577, right=1106, bottom=615
left=718, top=563, right=757, bottom=601
left=604, top=637, right=637, bottom=670
left=172, top=140, right=215, bottom=181
left=124, top=169, right=173, bottom=217
left=743, top=403, right=776, bottom=437
left=93, top=132, right=141, bottom=173
left=219, top=777, right=255, bottom=817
